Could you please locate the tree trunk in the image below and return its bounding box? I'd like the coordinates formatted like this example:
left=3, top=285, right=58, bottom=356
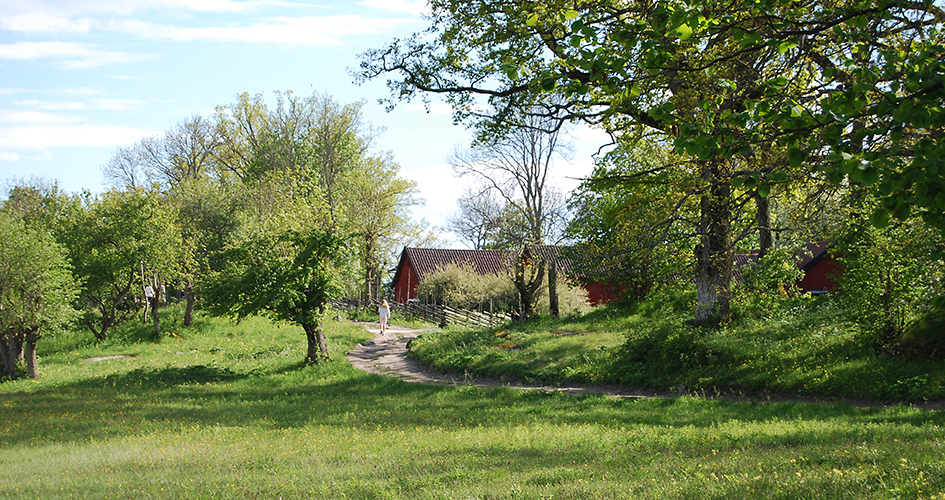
left=151, top=297, right=162, bottom=338
left=85, top=313, right=109, bottom=341
left=24, top=329, right=40, bottom=379
left=694, top=160, right=733, bottom=326
left=548, top=262, right=559, bottom=318
left=513, top=250, right=545, bottom=322
left=0, top=333, right=17, bottom=378
left=184, top=280, right=196, bottom=327
left=303, top=322, right=330, bottom=364
left=755, top=193, right=773, bottom=259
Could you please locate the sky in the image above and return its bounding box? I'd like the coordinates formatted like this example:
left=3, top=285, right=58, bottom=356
left=0, top=0, right=611, bottom=246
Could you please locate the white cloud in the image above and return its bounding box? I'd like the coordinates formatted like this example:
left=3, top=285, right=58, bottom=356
left=109, top=15, right=413, bottom=45
left=0, top=41, right=143, bottom=68
left=0, top=14, right=93, bottom=33
left=0, top=123, right=155, bottom=150
left=15, top=98, right=142, bottom=111
left=0, top=109, right=82, bottom=124
left=359, top=0, right=428, bottom=16
left=0, top=0, right=259, bottom=19
left=0, top=151, right=21, bottom=161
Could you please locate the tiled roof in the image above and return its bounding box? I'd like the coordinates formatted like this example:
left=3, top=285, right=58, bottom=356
left=398, top=246, right=575, bottom=283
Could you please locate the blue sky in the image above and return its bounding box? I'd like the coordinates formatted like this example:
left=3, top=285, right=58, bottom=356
left=0, top=0, right=608, bottom=245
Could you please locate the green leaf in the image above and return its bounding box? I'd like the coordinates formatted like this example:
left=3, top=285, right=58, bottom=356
left=731, top=177, right=745, bottom=187
left=564, top=9, right=579, bottom=21
left=894, top=203, right=912, bottom=221
left=676, top=23, right=693, bottom=40
left=526, top=13, right=539, bottom=27
left=787, top=147, right=807, bottom=167
left=540, top=78, right=557, bottom=92
left=757, top=182, right=770, bottom=198
left=933, top=295, right=945, bottom=310
left=861, top=167, right=880, bottom=185
left=870, top=209, right=890, bottom=229
left=777, top=40, right=798, bottom=54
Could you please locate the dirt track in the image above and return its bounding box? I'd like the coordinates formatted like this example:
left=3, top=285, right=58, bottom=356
left=345, top=322, right=660, bottom=398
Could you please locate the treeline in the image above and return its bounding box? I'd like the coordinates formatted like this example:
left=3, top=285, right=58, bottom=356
left=0, top=90, right=435, bottom=377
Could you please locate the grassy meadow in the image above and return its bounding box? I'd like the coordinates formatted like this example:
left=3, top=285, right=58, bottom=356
left=1, top=302, right=944, bottom=499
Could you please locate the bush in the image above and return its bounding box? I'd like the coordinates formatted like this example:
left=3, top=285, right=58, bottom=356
left=416, top=262, right=518, bottom=312
left=836, top=219, right=945, bottom=348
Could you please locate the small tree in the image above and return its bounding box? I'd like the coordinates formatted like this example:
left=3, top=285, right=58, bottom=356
left=0, top=213, right=76, bottom=378
left=511, top=248, right=545, bottom=322
left=205, top=229, right=345, bottom=364
left=62, top=189, right=181, bottom=340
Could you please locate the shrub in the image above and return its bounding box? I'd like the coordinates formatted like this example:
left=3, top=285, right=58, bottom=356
left=836, top=219, right=945, bottom=348
left=416, top=262, right=518, bottom=312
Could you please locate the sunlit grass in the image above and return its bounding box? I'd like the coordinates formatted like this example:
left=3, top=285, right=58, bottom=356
left=410, top=290, right=945, bottom=402
left=1, top=303, right=944, bottom=499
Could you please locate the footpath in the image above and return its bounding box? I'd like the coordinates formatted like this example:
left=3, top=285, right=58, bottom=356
left=346, top=322, right=660, bottom=398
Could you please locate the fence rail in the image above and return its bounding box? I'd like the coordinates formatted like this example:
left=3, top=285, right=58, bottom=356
left=330, top=299, right=510, bottom=330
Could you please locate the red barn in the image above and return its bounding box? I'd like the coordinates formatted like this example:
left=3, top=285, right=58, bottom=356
left=390, top=246, right=618, bottom=306
left=733, top=242, right=841, bottom=293
left=794, top=242, right=841, bottom=293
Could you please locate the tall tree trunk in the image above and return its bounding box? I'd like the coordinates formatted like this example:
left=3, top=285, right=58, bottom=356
left=151, top=297, right=162, bottom=338
left=755, top=193, right=773, bottom=258
left=548, top=261, right=559, bottom=318
left=184, top=280, right=196, bottom=327
left=694, top=160, right=733, bottom=326
left=24, top=329, right=40, bottom=379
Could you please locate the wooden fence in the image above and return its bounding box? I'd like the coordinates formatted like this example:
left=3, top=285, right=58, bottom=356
left=330, top=298, right=511, bottom=330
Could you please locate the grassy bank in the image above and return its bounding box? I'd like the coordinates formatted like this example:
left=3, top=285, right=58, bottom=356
left=1, top=304, right=944, bottom=499
left=408, top=291, right=945, bottom=402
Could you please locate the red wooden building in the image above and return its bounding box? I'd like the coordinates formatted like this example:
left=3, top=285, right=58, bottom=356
left=390, top=246, right=618, bottom=306
left=794, top=242, right=841, bottom=292
left=733, top=242, right=841, bottom=293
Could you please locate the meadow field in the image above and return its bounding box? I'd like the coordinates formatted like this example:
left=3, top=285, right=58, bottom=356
left=1, top=304, right=944, bottom=499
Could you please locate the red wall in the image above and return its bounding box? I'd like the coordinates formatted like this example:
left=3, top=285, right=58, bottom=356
left=796, top=257, right=842, bottom=292
left=393, top=263, right=419, bottom=303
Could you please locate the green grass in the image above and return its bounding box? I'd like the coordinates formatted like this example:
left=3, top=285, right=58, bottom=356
left=2, top=302, right=945, bottom=499
left=409, top=290, right=945, bottom=402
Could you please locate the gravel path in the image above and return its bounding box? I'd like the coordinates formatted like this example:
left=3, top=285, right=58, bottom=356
left=346, top=322, right=660, bottom=398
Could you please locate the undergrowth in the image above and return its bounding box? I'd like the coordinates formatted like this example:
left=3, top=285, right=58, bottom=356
left=408, top=288, right=945, bottom=402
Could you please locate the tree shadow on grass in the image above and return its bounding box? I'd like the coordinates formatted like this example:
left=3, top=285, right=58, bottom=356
left=4, top=359, right=945, bottom=450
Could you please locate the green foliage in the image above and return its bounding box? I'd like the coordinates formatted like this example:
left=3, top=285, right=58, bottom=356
left=737, top=246, right=805, bottom=297
left=566, top=138, right=695, bottom=299
left=835, top=217, right=945, bottom=349
left=205, top=228, right=346, bottom=363
left=416, top=262, right=518, bottom=312
left=59, top=188, right=181, bottom=340
left=0, top=212, right=77, bottom=377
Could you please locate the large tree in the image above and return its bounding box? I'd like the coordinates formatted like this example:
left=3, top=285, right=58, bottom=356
left=345, top=152, right=421, bottom=302
left=449, top=108, right=572, bottom=247
left=357, top=0, right=945, bottom=324
left=0, top=213, right=76, bottom=379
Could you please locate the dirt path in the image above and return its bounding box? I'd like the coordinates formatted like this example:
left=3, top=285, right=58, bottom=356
left=346, top=322, right=660, bottom=398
